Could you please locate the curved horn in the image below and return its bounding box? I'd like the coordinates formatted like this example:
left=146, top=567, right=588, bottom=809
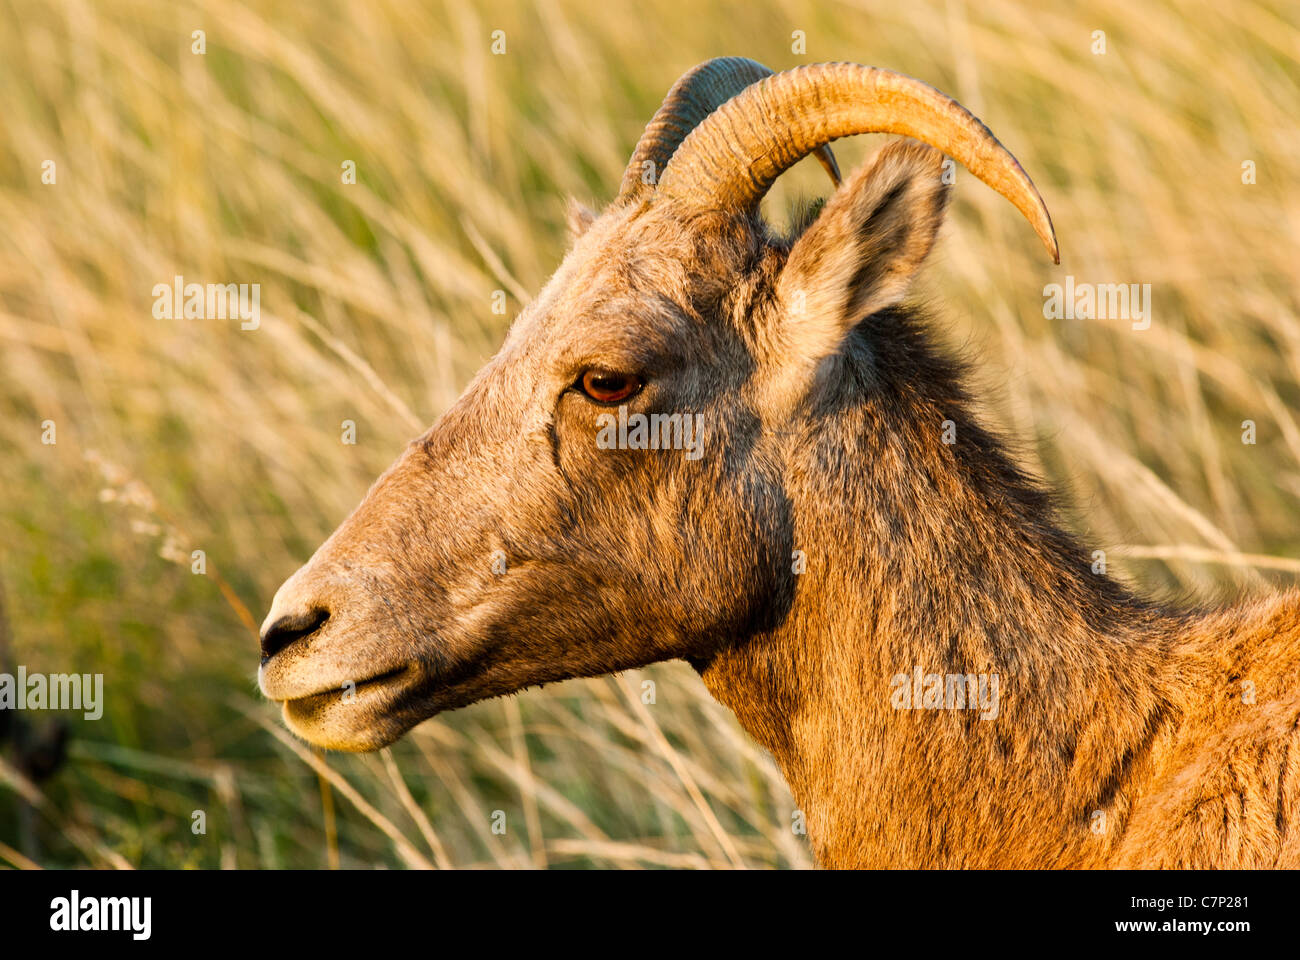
left=656, top=63, right=1059, bottom=263
left=619, top=57, right=840, bottom=201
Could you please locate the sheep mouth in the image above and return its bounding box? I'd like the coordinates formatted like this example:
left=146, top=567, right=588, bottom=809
left=281, top=664, right=417, bottom=706
left=274, top=663, right=434, bottom=752
left=272, top=653, right=503, bottom=751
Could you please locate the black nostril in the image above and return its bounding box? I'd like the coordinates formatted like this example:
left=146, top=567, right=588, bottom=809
left=260, top=608, right=329, bottom=662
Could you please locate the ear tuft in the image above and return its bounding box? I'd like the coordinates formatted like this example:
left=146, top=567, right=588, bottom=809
left=775, top=139, right=951, bottom=368
left=565, top=198, right=598, bottom=243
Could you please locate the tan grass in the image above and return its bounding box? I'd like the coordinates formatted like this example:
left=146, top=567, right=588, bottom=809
left=0, top=0, right=1296, bottom=867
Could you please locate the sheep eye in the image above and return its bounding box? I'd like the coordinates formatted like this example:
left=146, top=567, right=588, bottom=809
left=579, top=369, right=643, bottom=404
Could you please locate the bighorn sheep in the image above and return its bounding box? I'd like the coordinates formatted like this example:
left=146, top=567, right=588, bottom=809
left=259, top=59, right=1300, bottom=868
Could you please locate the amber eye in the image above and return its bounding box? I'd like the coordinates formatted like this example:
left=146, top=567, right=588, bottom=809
left=579, top=369, right=644, bottom=404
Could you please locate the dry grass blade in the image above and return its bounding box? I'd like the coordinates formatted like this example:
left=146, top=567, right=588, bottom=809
left=615, top=679, right=746, bottom=869
left=0, top=839, right=42, bottom=870
left=234, top=700, right=434, bottom=870
left=0, top=0, right=1295, bottom=869
left=379, top=748, right=452, bottom=870
left=1113, top=545, right=1300, bottom=575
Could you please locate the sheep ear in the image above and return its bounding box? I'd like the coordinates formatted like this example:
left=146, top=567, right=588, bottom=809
left=775, top=139, right=951, bottom=365
left=566, top=198, right=598, bottom=243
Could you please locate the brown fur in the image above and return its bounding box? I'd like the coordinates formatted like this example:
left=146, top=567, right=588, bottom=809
left=259, top=137, right=1300, bottom=868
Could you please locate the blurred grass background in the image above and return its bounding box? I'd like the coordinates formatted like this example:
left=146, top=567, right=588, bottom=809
left=0, top=0, right=1297, bottom=868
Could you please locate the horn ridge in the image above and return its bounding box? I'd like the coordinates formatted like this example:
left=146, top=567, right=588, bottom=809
left=620, top=57, right=840, bottom=201
left=656, top=62, right=1059, bottom=263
